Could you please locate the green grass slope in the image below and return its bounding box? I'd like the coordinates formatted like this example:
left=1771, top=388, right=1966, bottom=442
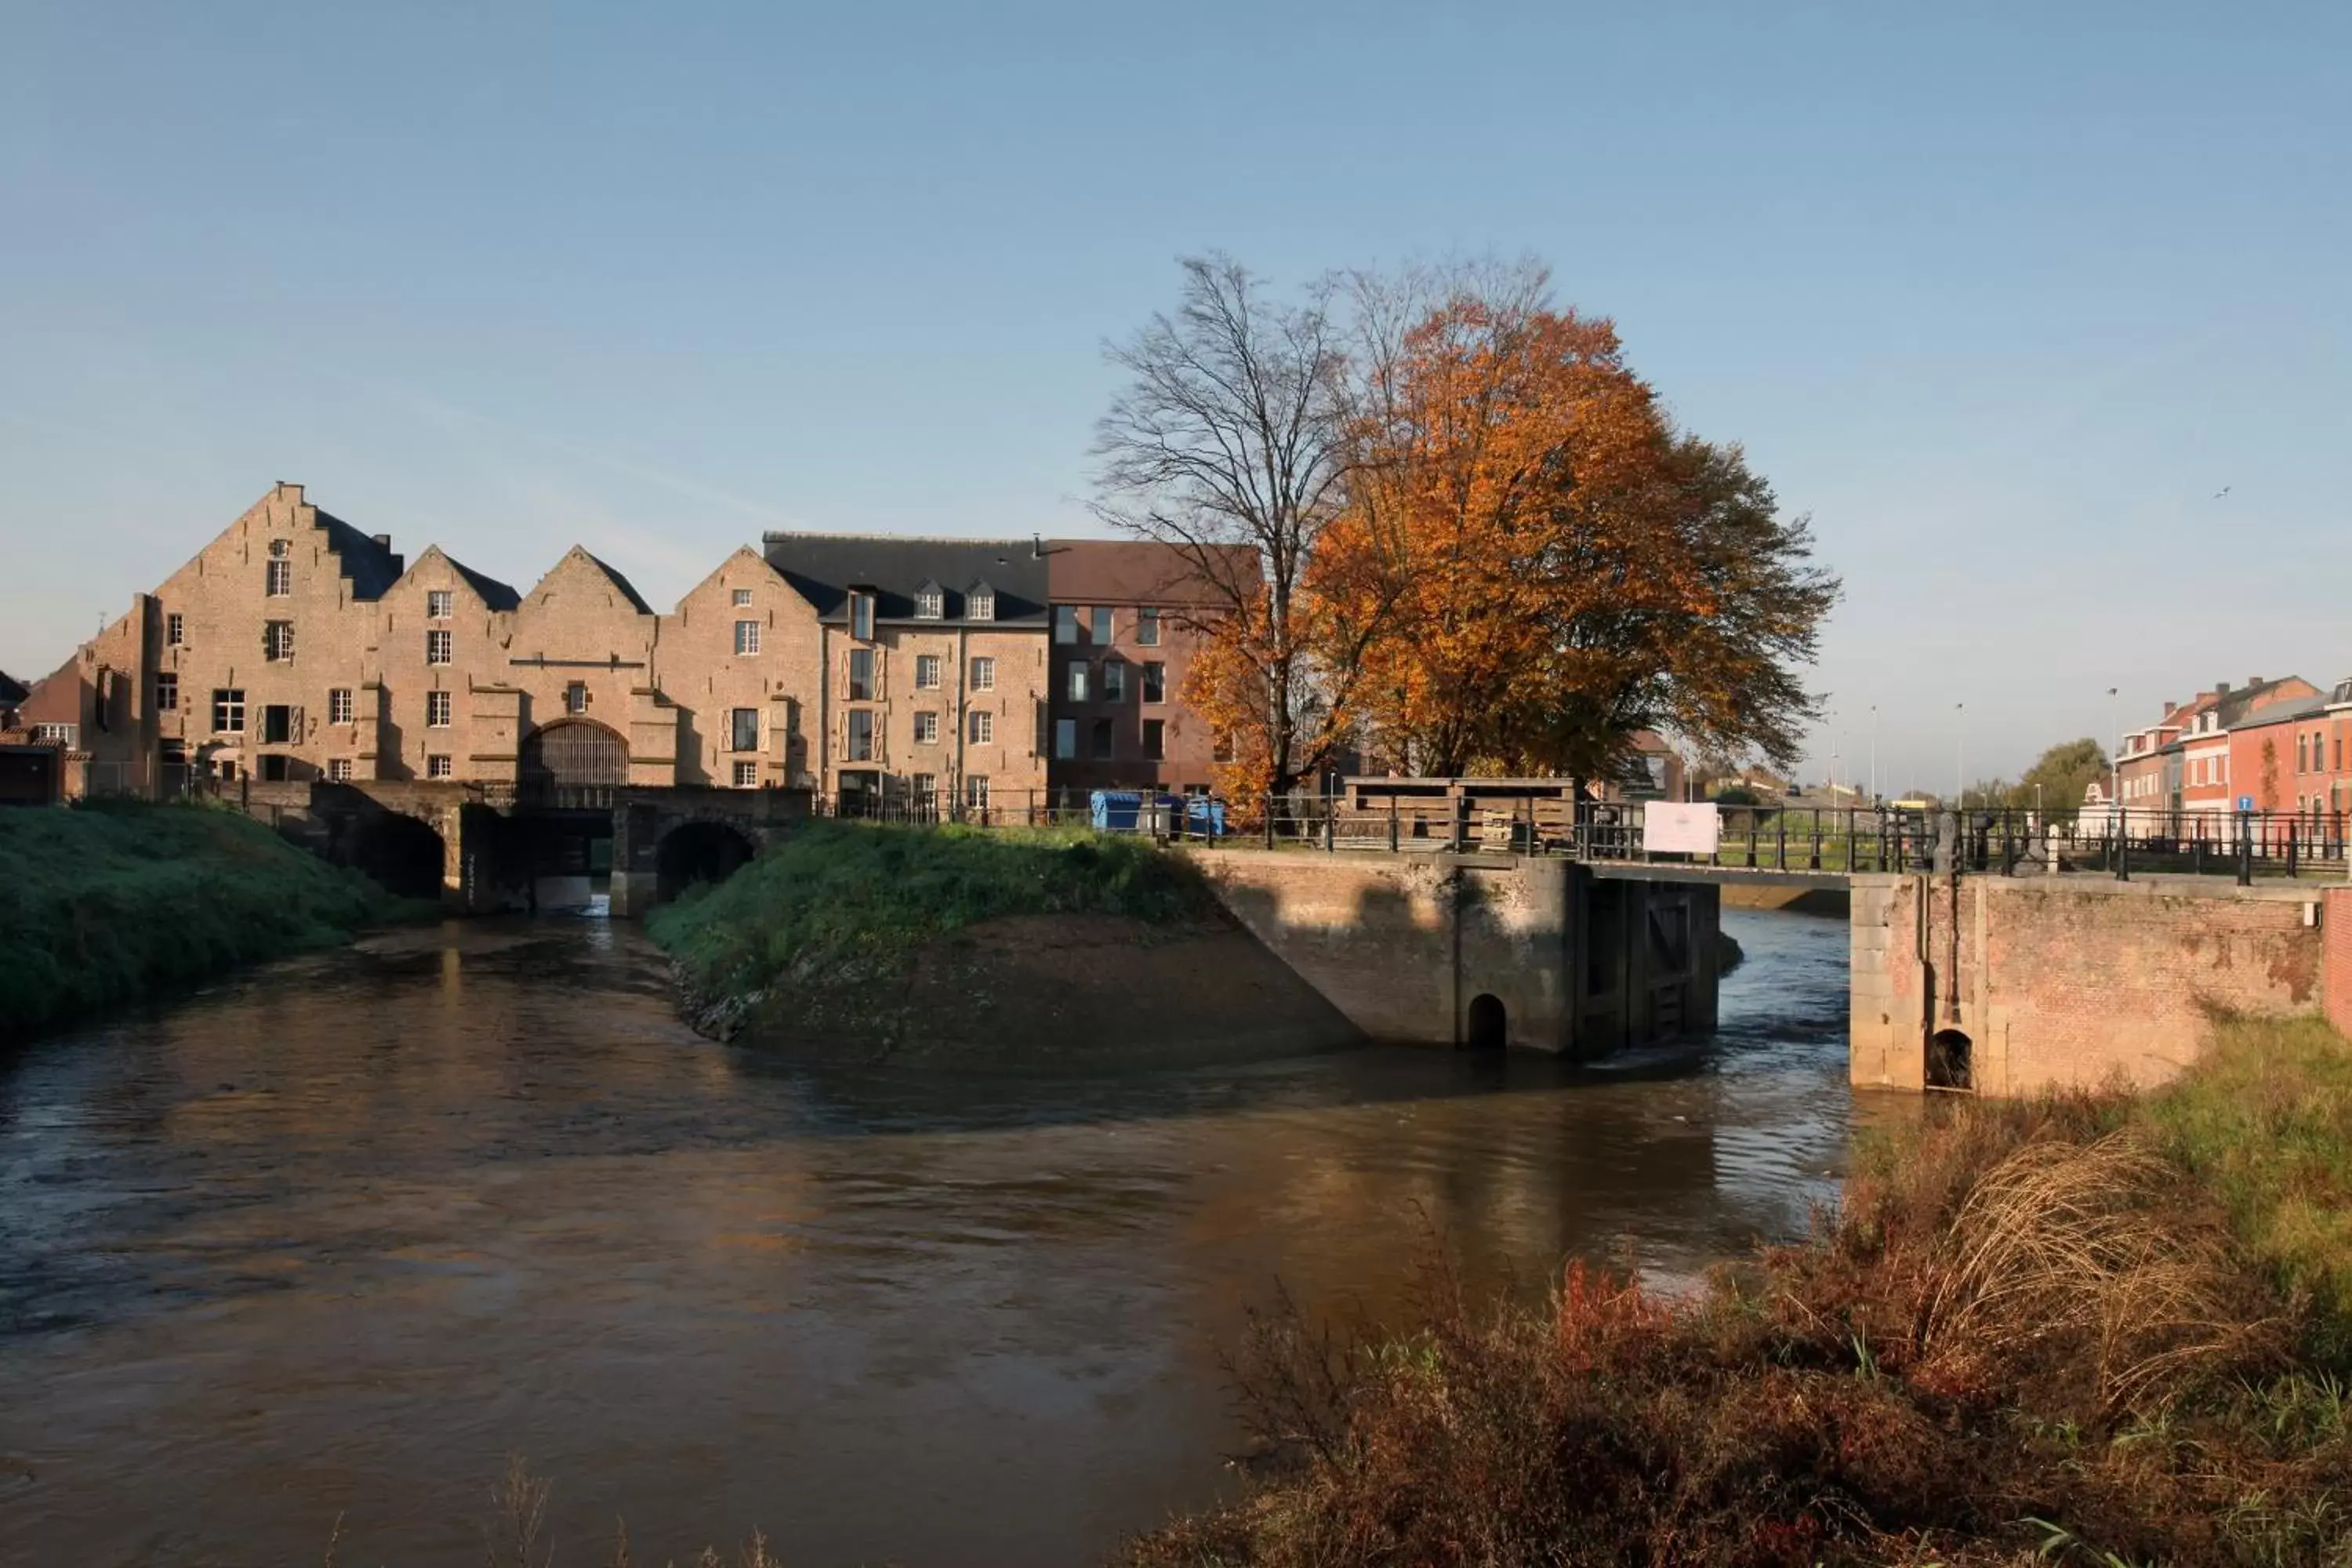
left=645, top=819, right=1216, bottom=1020
left=0, top=799, right=417, bottom=1041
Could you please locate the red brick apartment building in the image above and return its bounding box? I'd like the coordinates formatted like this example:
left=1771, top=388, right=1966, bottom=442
left=1042, top=539, right=1248, bottom=798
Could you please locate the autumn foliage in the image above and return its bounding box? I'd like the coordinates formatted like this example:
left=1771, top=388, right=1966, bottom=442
left=1099, top=256, right=1837, bottom=799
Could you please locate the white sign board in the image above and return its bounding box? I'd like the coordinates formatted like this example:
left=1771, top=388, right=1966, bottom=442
left=1642, top=801, right=1720, bottom=855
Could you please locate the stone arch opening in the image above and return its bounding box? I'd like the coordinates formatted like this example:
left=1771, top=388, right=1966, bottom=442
left=521, top=719, right=629, bottom=797
left=1465, top=992, right=1508, bottom=1051
left=350, top=811, right=445, bottom=901
left=656, top=820, right=757, bottom=903
left=1927, top=1028, right=1974, bottom=1092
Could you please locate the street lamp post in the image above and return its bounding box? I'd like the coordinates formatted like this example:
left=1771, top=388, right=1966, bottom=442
left=1955, top=702, right=1965, bottom=811
left=2117, top=681, right=2136, bottom=841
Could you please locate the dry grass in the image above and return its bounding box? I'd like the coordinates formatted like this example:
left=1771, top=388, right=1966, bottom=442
left=1121, top=1028, right=2352, bottom=1568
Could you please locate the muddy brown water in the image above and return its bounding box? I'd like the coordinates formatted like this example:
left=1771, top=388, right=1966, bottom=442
left=1, top=908, right=1867, bottom=1566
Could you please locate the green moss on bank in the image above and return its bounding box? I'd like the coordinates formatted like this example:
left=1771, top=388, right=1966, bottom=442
left=646, top=820, right=1217, bottom=1018
left=0, top=799, right=420, bottom=1041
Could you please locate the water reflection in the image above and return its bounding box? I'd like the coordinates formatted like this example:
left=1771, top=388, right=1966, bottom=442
left=0, top=908, right=1853, bottom=1567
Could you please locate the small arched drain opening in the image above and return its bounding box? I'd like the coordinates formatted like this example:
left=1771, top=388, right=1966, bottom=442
left=1928, top=1028, right=1974, bottom=1093
left=1465, top=993, right=1508, bottom=1051
left=656, top=821, right=758, bottom=903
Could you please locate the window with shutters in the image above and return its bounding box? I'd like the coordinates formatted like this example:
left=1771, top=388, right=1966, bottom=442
left=730, top=707, right=760, bottom=751
left=262, top=705, right=292, bottom=744
left=971, top=657, right=995, bottom=691
left=969, top=710, right=993, bottom=745
left=263, top=621, right=295, bottom=661
left=426, top=629, right=452, bottom=665
left=848, top=648, right=874, bottom=701
left=847, top=709, right=875, bottom=761
left=426, top=691, right=452, bottom=728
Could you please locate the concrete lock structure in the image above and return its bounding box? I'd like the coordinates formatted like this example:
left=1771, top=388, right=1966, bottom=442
left=1189, top=849, right=1722, bottom=1054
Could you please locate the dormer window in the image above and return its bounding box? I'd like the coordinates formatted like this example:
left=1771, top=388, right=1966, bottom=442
left=849, top=591, right=875, bottom=641
left=915, top=583, right=944, bottom=620
left=967, top=586, right=995, bottom=622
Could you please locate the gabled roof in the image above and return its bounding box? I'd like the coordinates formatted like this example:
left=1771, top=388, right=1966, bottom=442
left=760, top=534, right=1050, bottom=628
left=526, top=546, right=655, bottom=615
left=310, top=506, right=405, bottom=601
left=400, top=546, right=521, bottom=612
left=445, top=554, right=521, bottom=612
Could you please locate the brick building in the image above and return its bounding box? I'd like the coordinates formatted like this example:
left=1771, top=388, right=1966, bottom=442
left=759, top=532, right=1053, bottom=813
left=1042, top=539, right=1244, bottom=797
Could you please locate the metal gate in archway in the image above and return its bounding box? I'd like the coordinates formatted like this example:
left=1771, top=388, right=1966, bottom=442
left=521, top=719, right=628, bottom=804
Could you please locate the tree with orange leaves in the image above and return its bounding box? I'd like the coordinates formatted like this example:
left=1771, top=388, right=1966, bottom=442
left=1327, top=263, right=1835, bottom=783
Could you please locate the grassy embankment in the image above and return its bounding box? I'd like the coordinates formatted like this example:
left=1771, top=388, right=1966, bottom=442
left=1123, top=1011, right=2352, bottom=1567
left=645, top=818, right=1219, bottom=1039
left=0, top=799, right=422, bottom=1042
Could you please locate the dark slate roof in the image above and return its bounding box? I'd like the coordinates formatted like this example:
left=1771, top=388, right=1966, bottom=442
left=2228, top=692, right=2328, bottom=733
left=445, top=554, right=521, bottom=612
left=313, top=508, right=405, bottom=601
left=578, top=550, right=653, bottom=615
left=0, top=670, right=26, bottom=706
left=761, top=534, right=1050, bottom=627
left=2216, top=678, right=2318, bottom=730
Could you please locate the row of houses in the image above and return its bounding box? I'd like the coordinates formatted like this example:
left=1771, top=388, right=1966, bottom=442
left=2096, top=673, right=2352, bottom=828
left=0, top=483, right=1246, bottom=811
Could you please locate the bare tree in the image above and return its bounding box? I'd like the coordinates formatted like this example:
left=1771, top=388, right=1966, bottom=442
left=1091, top=255, right=1359, bottom=798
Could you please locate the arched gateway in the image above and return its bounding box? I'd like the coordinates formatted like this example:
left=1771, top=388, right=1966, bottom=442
left=521, top=719, right=628, bottom=797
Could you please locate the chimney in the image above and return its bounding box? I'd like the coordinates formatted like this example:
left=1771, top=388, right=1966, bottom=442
left=2215, top=681, right=2231, bottom=695
left=2246, top=675, right=2265, bottom=690
left=1033, top=533, right=1044, bottom=559
left=371, top=533, right=393, bottom=550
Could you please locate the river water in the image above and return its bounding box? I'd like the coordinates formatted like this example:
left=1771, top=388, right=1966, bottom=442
left=1, top=907, right=1862, bottom=1567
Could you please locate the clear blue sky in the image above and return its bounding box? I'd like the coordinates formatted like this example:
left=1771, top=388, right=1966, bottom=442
left=3, top=2, right=2345, bottom=786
